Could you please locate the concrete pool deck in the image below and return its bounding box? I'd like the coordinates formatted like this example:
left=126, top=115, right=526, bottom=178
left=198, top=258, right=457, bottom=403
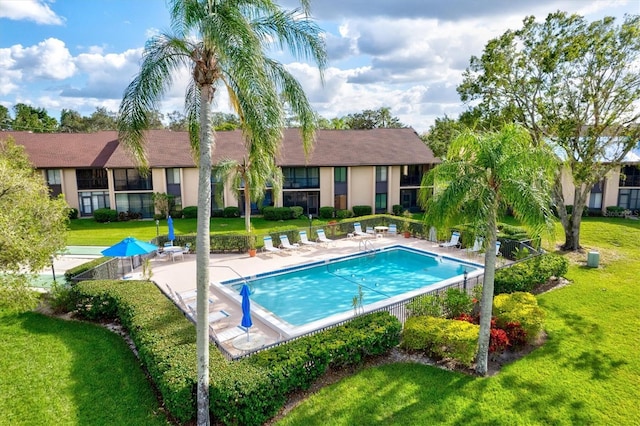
left=148, top=235, right=489, bottom=358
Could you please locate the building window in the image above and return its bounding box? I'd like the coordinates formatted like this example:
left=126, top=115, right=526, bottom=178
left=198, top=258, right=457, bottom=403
left=166, top=168, right=182, bottom=212
left=113, top=169, right=152, bottom=191
left=282, top=167, right=319, bottom=189
left=76, top=169, right=108, bottom=190
left=618, top=188, right=640, bottom=210
left=46, top=169, right=62, bottom=197
left=283, top=191, right=320, bottom=216
left=375, top=193, right=387, bottom=213
left=375, top=166, right=387, bottom=182
left=115, top=193, right=154, bottom=218
left=334, top=167, right=347, bottom=210
left=588, top=180, right=603, bottom=210
left=78, top=191, right=110, bottom=217
left=619, top=165, right=640, bottom=187
left=400, top=164, right=430, bottom=187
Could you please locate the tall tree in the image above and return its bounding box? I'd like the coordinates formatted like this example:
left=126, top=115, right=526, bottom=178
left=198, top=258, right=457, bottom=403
left=0, top=105, right=11, bottom=130
left=86, top=107, right=117, bottom=131
left=420, top=115, right=468, bottom=159
left=117, top=1, right=325, bottom=423
left=12, top=103, right=58, bottom=132
left=458, top=12, right=640, bottom=250
left=419, top=124, right=555, bottom=376
left=167, top=110, right=189, bottom=131
left=345, top=107, right=405, bottom=129
left=0, top=137, right=68, bottom=312
left=60, top=109, right=88, bottom=133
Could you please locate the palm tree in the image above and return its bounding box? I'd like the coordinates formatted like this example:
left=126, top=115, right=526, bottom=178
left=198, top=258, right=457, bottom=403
left=418, top=124, right=556, bottom=376
left=117, top=1, right=325, bottom=423
left=215, top=149, right=283, bottom=233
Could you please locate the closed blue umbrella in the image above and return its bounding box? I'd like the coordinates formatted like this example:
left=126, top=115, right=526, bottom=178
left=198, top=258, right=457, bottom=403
left=240, top=284, right=252, bottom=341
left=167, top=216, right=175, bottom=244
left=101, top=237, right=158, bottom=272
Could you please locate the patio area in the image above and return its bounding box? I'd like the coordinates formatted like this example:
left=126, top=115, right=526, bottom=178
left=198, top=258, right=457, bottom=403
left=149, top=234, right=489, bottom=358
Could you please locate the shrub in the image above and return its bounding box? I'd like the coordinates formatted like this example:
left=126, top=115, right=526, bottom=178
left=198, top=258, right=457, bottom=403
left=503, top=321, right=528, bottom=349
left=605, top=205, right=625, bottom=217
left=64, top=257, right=113, bottom=284
left=442, top=288, right=474, bottom=318
left=352, top=205, right=372, bottom=216
left=406, top=294, right=443, bottom=317
left=392, top=204, right=403, bottom=216
left=319, top=206, right=334, bottom=219
left=336, top=209, right=354, bottom=219
left=68, top=207, right=78, bottom=220
left=489, top=328, right=510, bottom=354
left=182, top=206, right=197, bottom=219
left=290, top=206, right=303, bottom=219
left=262, top=206, right=294, bottom=221
left=223, top=206, right=240, bottom=218
left=69, top=281, right=401, bottom=425
left=494, top=253, right=568, bottom=294
left=93, top=208, right=117, bottom=223
left=211, top=208, right=224, bottom=218
left=401, top=316, right=479, bottom=367
left=493, top=292, right=545, bottom=343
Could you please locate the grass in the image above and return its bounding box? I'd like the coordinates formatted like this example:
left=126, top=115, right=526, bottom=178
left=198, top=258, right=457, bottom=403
left=66, top=216, right=325, bottom=245
left=276, top=217, right=640, bottom=425
left=0, top=311, right=169, bottom=425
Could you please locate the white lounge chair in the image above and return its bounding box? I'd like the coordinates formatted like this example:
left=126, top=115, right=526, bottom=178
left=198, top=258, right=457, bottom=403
left=212, top=325, right=249, bottom=343
left=262, top=236, right=281, bottom=254
left=465, top=237, right=483, bottom=256
left=439, top=231, right=461, bottom=248
left=279, top=234, right=300, bottom=251
left=365, top=226, right=376, bottom=237
left=299, top=230, right=317, bottom=246
left=316, top=229, right=333, bottom=245
left=353, top=222, right=370, bottom=238
left=388, top=223, right=398, bottom=237
left=187, top=305, right=230, bottom=326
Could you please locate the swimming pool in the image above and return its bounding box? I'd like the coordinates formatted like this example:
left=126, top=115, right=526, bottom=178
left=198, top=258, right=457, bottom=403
left=221, top=246, right=482, bottom=337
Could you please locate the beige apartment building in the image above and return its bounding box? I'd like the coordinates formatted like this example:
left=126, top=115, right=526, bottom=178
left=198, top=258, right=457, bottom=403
left=7, top=128, right=440, bottom=218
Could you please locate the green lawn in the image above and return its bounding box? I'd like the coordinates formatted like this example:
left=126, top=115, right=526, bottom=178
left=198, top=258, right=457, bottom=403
left=66, top=216, right=323, bottom=245
left=0, top=311, right=169, bottom=425
left=277, top=218, right=640, bottom=425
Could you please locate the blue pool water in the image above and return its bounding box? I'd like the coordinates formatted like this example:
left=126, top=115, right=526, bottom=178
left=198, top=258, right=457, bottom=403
left=228, top=247, right=479, bottom=327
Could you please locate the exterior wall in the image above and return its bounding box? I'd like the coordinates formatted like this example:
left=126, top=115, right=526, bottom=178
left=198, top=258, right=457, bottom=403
left=62, top=169, right=80, bottom=210
left=152, top=169, right=167, bottom=193
left=349, top=166, right=374, bottom=209
left=603, top=168, right=620, bottom=210
left=181, top=168, right=199, bottom=208
left=319, top=167, right=333, bottom=208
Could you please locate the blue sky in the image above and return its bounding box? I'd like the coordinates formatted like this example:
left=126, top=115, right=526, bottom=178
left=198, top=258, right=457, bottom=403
left=1, top=0, right=638, bottom=132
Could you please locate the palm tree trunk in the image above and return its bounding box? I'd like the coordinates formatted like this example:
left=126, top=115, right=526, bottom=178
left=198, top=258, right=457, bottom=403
left=196, top=87, right=212, bottom=425
left=244, top=186, right=251, bottom=232
left=476, top=208, right=498, bottom=376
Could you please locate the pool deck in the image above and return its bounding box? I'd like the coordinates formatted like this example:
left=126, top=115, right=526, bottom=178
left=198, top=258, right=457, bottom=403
left=146, top=235, right=491, bottom=358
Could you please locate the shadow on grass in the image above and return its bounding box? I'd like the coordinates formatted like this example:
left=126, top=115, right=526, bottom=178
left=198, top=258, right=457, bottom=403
left=9, top=312, right=168, bottom=425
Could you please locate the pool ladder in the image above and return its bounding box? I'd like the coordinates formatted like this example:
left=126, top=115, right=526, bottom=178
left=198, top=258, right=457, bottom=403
left=210, top=265, right=251, bottom=287
left=359, top=239, right=376, bottom=254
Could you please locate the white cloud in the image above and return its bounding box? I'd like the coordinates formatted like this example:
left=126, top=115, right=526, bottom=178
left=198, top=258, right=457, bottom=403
left=0, top=0, right=64, bottom=25
left=6, top=38, right=76, bottom=81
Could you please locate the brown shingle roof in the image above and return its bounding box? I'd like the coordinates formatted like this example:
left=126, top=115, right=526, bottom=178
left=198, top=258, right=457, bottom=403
left=4, top=128, right=437, bottom=169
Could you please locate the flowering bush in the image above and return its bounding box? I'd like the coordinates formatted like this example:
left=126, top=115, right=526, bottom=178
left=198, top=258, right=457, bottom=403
left=503, top=321, right=528, bottom=349
left=489, top=328, right=510, bottom=353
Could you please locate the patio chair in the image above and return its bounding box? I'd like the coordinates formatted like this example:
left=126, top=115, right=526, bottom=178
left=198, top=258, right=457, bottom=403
left=388, top=223, right=398, bottom=237
left=465, top=237, right=483, bottom=256
left=353, top=222, right=370, bottom=238
left=365, top=226, right=376, bottom=237
left=439, top=231, right=461, bottom=248
left=299, top=230, right=317, bottom=246
left=262, top=236, right=282, bottom=254
left=187, top=305, right=230, bottom=326
left=279, top=234, right=300, bottom=251
left=211, top=325, right=249, bottom=343
left=316, top=229, right=333, bottom=245
left=182, top=242, right=191, bottom=254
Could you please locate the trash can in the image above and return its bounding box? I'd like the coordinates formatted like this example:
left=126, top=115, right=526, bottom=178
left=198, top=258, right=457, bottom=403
left=587, top=251, right=600, bottom=268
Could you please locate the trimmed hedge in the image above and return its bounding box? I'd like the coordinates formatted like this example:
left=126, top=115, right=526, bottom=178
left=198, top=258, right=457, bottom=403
left=493, top=292, right=545, bottom=343
left=182, top=206, right=197, bottom=219
left=494, top=253, right=569, bottom=294
left=352, top=205, right=372, bottom=216
left=70, top=281, right=401, bottom=425
left=223, top=206, right=240, bottom=218
left=64, top=257, right=113, bottom=283
left=93, top=208, right=117, bottom=223
left=319, top=206, right=334, bottom=219
left=401, top=316, right=479, bottom=367
left=262, top=206, right=294, bottom=221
